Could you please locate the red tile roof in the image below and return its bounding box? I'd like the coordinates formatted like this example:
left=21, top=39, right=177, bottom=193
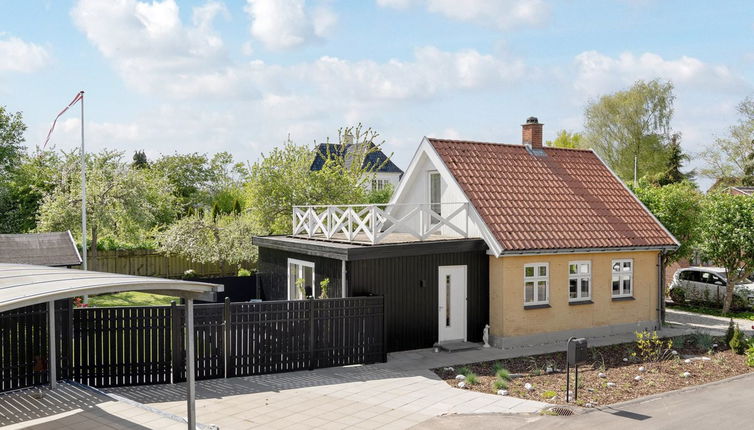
left=428, top=138, right=678, bottom=252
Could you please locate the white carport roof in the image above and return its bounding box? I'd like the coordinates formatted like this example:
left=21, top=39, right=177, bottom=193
left=0, top=263, right=223, bottom=312
left=0, top=262, right=223, bottom=429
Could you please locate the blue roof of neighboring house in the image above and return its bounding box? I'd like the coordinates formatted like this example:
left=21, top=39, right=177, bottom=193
left=310, top=143, right=404, bottom=174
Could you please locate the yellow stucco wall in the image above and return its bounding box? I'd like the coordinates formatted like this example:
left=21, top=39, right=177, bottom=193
left=489, top=250, right=660, bottom=337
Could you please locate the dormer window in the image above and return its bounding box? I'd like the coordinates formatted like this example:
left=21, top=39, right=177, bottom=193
left=429, top=171, right=442, bottom=217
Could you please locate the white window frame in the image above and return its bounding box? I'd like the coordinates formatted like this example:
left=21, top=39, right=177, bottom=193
left=371, top=179, right=389, bottom=191
left=428, top=171, right=442, bottom=218
left=568, top=261, right=592, bottom=302
left=611, top=259, right=633, bottom=298
left=287, top=258, right=316, bottom=300
left=524, top=263, right=549, bottom=306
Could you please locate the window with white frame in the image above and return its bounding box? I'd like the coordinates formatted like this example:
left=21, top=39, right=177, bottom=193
left=288, top=258, right=315, bottom=300
left=371, top=179, right=389, bottom=191
left=524, top=263, right=549, bottom=305
left=569, top=261, right=591, bottom=301
left=611, top=259, right=633, bottom=298
left=428, top=171, right=442, bottom=217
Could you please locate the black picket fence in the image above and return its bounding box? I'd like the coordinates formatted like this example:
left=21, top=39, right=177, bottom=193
left=0, top=296, right=385, bottom=392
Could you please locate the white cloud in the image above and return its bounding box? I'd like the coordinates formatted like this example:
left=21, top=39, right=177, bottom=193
left=244, top=0, right=337, bottom=51
left=573, top=51, right=748, bottom=97
left=0, top=36, right=51, bottom=72
left=71, top=0, right=238, bottom=98
left=376, top=0, right=550, bottom=30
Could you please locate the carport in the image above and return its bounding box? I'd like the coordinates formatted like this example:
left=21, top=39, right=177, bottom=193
left=0, top=263, right=223, bottom=429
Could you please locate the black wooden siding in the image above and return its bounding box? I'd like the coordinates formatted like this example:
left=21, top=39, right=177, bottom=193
left=256, top=243, right=489, bottom=352
left=257, top=248, right=343, bottom=300
left=348, top=252, right=488, bottom=352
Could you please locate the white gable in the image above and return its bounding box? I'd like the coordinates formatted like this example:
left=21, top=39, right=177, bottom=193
left=390, top=138, right=503, bottom=255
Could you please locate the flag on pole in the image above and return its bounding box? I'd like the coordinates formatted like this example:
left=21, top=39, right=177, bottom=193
left=42, top=91, right=84, bottom=149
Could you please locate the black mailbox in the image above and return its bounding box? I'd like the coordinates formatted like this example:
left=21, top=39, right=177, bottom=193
left=567, top=338, right=588, bottom=366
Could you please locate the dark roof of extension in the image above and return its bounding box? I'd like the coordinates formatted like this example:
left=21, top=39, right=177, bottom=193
left=0, top=231, right=82, bottom=267
left=428, top=138, right=679, bottom=252
left=310, top=143, right=404, bottom=173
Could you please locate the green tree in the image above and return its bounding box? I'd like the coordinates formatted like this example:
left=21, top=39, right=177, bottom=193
left=546, top=130, right=584, bottom=149
left=131, top=150, right=148, bottom=169
left=632, top=180, right=701, bottom=266
left=246, top=125, right=388, bottom=234
left=36, top=150, right=179, bottom=267
left=156, top=213, right=259, bottom=272
left=697, top=193, right=754, bottom=315
left=366, top=183, right=394, bottom=204
left=0, top=106, right=26, bottom=173
left=645, top=133, right=695, bottom=186
left=0, top=150, right=61, bottom=233
left=700, top=97, right=754, bottom=180
left=584, top=79, right=675, bottom=181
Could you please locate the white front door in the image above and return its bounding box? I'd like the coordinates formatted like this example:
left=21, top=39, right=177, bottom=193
left=438, top=265, right=467, bottom=342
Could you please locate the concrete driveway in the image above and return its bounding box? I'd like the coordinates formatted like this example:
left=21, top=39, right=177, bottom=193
left=413, top=372, right=754, bottom=429
left=108, top=365, right=546, bottom=429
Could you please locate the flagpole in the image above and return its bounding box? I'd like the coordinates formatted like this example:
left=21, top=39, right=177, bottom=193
left=80, top=91, right=88, bottom=303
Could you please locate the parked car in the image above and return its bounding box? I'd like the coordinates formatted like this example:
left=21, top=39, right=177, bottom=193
left=669, top=267, right=754, bottom=309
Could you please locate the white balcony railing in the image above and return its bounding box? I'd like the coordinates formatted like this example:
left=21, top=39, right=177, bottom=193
left=292, top=203, right=470, bottom=245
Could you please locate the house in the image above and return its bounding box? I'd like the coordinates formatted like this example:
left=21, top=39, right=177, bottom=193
left=0, top=231, right=82, bottom=267
left=310, top=138, right=404, bottom=192
left=253, top=117, right=679, bottom=352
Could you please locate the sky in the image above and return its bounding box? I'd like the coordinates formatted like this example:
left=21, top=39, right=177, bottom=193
left=1, top=0, right=752, bottom=190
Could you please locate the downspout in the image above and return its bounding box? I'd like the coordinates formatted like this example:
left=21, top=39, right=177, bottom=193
left=657, top=252, right=665, bottom=330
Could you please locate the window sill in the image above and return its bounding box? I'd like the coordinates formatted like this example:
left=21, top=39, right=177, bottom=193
left=569, top=300, right=593, bottom=306
left=524, top=304, right=551, bottom=310
left=612, top=296, right=635, bottom=302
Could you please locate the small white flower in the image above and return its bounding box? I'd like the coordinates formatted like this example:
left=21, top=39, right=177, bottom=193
left=455, top=374, right=466, bottom=380
left=634, top=375, right=642, bottom=381
left=524, top=383, right=533, bottom=391
left=598, top=372, right=607, bottom=378
left=497, top=389, right=508, bottom=396
left=458, top=381, right=466, bottom=388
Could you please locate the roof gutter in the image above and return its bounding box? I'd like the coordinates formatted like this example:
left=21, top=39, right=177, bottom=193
left=488, top=245, right=679, bottom=257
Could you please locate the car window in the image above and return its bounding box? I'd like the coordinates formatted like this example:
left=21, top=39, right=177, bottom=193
left=709, top=275, right=725, bottom=285
left=701, top=272, right=713, bottom=283
left=680, top=270, right=698, bottom=282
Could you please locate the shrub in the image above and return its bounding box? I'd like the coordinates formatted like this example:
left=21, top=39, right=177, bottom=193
left=669, top=287, right=686, bottom=304
left=746, top=345, right=754, bottom=367
left=633, top=330, right=673, bottom=362
left=725, top=319, right=736, bottom=346
left=237, top=268, right=252, bottom=277
left=496, top=368, right=512, bottom=381
left=319, top=278, right=330, bottom=299
left=729, top=324, right=747, bottom=354
left=457, top=366, right=472, bottom=376
left=465, top=372, right=479, bottom=385
left=493, top=379, right=508, bottom=390
left=541, top=390, right=557, bottom=400
left=182, top=269, right=198, bottom=280
left=690, top=332, right=716, bottom=351
left=492, top=361, right=505, bottom=374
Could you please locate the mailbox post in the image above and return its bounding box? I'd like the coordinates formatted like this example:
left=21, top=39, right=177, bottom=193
left=566, top=337, right=588, bottom=402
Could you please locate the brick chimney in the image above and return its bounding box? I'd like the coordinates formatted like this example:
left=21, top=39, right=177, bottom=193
left=522, top=116, right=543, bottom=148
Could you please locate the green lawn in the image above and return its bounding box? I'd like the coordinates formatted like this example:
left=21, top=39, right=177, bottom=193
left=669, top=302, right=754, bottom=320
left=87, top=292, right=179, bottom=307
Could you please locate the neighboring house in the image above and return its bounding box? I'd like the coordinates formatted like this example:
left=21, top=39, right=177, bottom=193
left=310, top=140, right=404, bottom=192
left=729, top=186, right=754, bottom=196
left=254, top=117, right=679, bottom=352
left=0, top=231, right=82, bottom=267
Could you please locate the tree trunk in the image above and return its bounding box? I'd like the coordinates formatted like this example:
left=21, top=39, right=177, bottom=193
left=722, top=269, right=736, bottom=315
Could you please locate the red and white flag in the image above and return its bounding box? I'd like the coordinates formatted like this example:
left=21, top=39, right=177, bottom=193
left=42, top=91, right=84, bottom=149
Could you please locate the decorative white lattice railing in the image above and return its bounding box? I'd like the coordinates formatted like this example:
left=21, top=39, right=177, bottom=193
left=292, top=203, right=470, bottom=244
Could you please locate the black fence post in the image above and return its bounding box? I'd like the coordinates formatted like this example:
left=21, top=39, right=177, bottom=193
left=170, top=301, right=183, bottom=383
left=382, top=297, right=388, bottom=362
left=223, top=297, right=231, bottom=379
left=308, top=298, right=315, bottom=371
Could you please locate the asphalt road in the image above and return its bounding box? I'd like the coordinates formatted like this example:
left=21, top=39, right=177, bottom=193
left=413, top=372, right=754, bottom=430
